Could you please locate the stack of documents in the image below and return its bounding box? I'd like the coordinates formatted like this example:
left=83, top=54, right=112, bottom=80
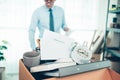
left=40, top=30, right=74, bottom=60
left=30, top=58, right=76, bottom=73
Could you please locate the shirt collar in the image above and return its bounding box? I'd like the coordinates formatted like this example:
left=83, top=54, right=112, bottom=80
left=44, top=5, right=55, bottom=11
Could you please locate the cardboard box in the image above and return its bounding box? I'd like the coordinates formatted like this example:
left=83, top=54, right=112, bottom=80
left=19, top=59, right=120, bottom=80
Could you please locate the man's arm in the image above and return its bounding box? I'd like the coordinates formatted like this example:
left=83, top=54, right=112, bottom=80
left=29, top=11, right=39, bottom=50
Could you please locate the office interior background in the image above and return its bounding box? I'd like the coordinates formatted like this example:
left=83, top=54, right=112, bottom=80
left=0, top=0, right=116, bottom=77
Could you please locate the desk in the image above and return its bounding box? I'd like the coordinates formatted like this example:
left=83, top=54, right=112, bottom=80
left=19, top=59, right=120, bottom=80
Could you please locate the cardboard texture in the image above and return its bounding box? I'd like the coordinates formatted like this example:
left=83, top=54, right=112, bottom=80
left=19, top=59, right=120, bottom=80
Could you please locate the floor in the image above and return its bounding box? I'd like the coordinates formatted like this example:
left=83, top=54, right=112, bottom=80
left=5, top=73, right=18, bottom=80
left=3, top=62, right=19, bottom=80
left=0, top=65, right=19, bottom=80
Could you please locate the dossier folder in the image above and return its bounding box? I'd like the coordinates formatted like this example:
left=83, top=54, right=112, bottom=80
left=31, top=60, right=111, bottom=77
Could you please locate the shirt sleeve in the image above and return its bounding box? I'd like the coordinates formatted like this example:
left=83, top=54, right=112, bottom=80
left=61, top=9, right=67, bottom=30
left=28, top=11, right=39, bottom=50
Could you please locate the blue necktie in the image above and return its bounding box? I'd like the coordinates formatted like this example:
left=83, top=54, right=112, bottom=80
left=49, top=8, right=54, bottom=31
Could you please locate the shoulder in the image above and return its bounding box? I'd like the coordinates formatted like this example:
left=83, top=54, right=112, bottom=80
left=32, top=6, right=45, bottom=17
left=34, top=6, right=45, bottom=12
left=54, top=6, right=64, bottom=11
left=32, top=6, right=46, bottom=15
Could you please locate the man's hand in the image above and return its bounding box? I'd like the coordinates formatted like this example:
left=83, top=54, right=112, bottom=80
left=64, top=27, right=72, bottom=36
left=36, top=39, right=40, bottom=48
left=34, top=39, right=40, bottom=52
left=64, top=27, right=69, bottom=32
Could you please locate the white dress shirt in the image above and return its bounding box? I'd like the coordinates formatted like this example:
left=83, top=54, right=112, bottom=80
left=29, top=5, right=67, bottom=50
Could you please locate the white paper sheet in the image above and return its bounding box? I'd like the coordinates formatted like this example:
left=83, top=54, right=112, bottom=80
left=40, top=30, right=74, bottom=60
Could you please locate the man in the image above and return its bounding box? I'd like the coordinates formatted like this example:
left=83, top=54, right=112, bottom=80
left=29, top=0, right=70, bottom=51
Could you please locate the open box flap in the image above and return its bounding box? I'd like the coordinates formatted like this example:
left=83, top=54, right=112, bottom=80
left=109, top=68, right=120, bottom=80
